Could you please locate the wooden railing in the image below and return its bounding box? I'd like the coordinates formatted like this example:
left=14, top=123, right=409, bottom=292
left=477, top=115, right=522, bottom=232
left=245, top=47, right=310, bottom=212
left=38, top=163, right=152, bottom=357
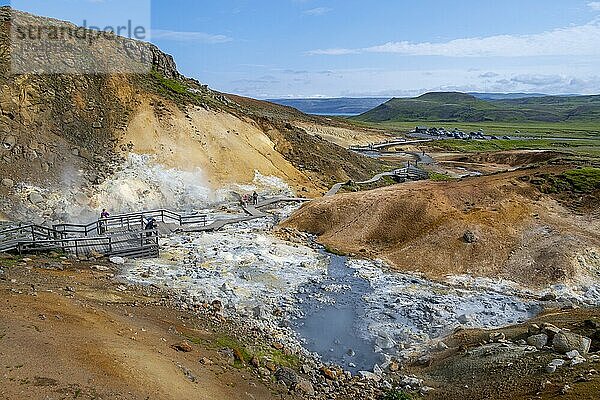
left=15, top=229, right=160, bottom=258
left=0, top=208, right=209, bottom=258
left=52, top=209, right=208, bottom=237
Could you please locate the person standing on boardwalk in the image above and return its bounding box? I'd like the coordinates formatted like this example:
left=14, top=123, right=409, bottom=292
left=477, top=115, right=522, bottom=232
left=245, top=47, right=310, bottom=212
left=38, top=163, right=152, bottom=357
left=252, top=191, right=259, bottom=206
left=99, top=209, right=110, bottom=234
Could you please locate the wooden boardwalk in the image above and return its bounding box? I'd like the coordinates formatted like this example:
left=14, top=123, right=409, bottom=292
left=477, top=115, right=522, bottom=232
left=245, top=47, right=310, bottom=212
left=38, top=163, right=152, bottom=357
left=325, top=166, right=429, bottom=197
left=185, top=197, right=309, bottom=233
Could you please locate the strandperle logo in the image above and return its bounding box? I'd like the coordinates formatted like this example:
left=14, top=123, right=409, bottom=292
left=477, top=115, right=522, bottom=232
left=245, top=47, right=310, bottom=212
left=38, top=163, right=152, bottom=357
left=9, top=0, right=152, bottom=74
left=13, top=19, right=148, bottom=45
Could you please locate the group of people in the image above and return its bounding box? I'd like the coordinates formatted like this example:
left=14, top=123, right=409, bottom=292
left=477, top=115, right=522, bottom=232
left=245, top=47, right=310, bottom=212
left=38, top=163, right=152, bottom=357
left=241, top=191, right=259, bottom=207
left=98, top=208, right=158, bottom=238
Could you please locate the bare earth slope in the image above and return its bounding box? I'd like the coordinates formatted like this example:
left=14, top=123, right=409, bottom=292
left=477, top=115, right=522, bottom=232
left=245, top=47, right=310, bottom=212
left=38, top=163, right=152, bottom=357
left=0, top=257, right=297, bottom=400
left=282, top=166, right=600, bottom=287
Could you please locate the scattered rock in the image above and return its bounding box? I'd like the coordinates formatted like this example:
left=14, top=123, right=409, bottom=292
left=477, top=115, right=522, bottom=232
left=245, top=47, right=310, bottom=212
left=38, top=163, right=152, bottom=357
left=540, top=293, right=557, bottom=301
left=171, top=341, right=194, bottom=353
left=199, top=357, right=213, bottom=365
left=28, top=192, right=44, bottom=205
left=211, top=299, right=223, bottom=311
left=272, top=342, right=284, bottom=350
left=457, top=313, right=472, bottom=324
left=400, top=375, right=423, bottom=390
left=1, top=178, right=14, bottom=187
left=265, top=361, right=277, bottom=372
left=542, top=323, right=561, bottom=337
left=552, top=332, right=591, bottom=355
left=320, top=366, right=338, bottom=380
left=566, top=350, right=581, bottom=360
left=527, top=333, right=548, bottom=350
left=549, top=359, right=565, bottom=367
left=463, top=230, right=478, bottom=243
left=2, top=135, right=16, bottom=150
left=420, top=386, right=435, bottom=395
left=177, top=364, right=197, bottom=383
left=295, top=379, right=315, bottom=396
left=358, top=371, right=380, bottom=381
left=109, top=256, right=126, bottom=265
left=274, top=367, right=299, bottom=387
left=375, top=335, right=395, bottom=349
left=437, top=341, right=449, bottom=351
left=571, top=356, right=586, bottom=366
left=489, top=332, right=506, bottom=343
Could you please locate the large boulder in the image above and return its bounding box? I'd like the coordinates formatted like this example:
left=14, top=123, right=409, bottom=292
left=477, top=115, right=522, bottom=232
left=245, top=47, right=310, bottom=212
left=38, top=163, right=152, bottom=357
left=527, top=333, right=549, bottom=350
left=552, top=332, right=591, bottom=355
left=28, top=192, right=44, bottom=205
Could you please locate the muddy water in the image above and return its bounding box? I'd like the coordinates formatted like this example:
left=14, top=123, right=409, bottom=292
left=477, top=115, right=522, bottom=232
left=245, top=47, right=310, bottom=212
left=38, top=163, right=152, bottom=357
left=291, top=253, right=382, bottom=373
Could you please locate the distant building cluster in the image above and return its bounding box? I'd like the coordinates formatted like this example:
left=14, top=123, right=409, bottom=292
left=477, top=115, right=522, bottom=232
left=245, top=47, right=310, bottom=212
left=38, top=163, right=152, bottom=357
left=413, top=126, right=511, bottom=141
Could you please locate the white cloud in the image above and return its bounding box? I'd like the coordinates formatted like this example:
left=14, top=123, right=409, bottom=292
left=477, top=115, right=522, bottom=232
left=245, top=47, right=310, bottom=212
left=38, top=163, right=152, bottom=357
left=589, top=2, right=600, bottom=11
left=307, top=19, right=600, bottom=57
left=151, top=29, right=232, bottom=44
left=303, top=7, right=332, bottom=16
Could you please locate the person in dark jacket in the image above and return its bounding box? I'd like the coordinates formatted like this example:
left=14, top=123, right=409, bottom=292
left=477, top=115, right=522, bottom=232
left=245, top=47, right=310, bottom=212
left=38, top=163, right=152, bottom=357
left=145, top=218, right=158, bottom=237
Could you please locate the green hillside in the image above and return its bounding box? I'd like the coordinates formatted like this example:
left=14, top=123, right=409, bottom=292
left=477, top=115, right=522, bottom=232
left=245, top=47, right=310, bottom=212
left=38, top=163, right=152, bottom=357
left=354, top=92, right=600, bottom=123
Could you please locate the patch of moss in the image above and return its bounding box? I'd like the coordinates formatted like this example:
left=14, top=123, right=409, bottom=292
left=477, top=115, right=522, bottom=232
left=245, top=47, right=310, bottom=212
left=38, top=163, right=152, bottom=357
left=428, top=171, right=454, bottom=182
left=254, top=349, right=301, bottom=370
left=150, top=70, right=189, bottom=95
left=0, top=257, right=20, bottom=267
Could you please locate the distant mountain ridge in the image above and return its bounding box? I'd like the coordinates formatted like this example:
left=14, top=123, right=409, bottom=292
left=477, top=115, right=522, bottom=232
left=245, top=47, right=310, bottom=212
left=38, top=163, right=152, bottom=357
left=268, top=97, right=390, bottom=115
left=355, top=92, right=600, bottom=123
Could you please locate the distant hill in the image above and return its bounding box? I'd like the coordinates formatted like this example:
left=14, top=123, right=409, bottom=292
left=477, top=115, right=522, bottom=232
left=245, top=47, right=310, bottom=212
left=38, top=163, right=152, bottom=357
left=268, top=97, right=390, bottom=115
left=355, top=92, right=600, bottom=123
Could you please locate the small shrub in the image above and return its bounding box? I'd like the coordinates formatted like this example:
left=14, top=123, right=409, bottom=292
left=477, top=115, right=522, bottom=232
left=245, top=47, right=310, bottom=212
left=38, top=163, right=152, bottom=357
left=382, top=389, right=414, bottom=400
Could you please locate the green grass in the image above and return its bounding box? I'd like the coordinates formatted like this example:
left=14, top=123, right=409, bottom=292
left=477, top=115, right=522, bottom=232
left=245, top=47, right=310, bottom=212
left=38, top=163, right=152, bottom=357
left=187, top=333, right=300, bottom=370
left=348, top=119, right=600, bottom=140
left=427, top=138, right=600, bottom=157
left=354, top=92, right=600, bottom=124
left=535, top=167, right=600, bottom=194
left=0, top=256, right=21, bottom=267
left=428, top=171, right=454, bottom=181
left=150, top=70, right=191, bottom=95
left=564, top=168, right=600, bottom=191
left=381, top=389, right=416, bottom=400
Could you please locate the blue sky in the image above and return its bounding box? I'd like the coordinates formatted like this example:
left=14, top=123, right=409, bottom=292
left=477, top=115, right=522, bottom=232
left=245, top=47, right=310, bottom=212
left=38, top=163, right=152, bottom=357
left=5, top=0, right=600, bottom=98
